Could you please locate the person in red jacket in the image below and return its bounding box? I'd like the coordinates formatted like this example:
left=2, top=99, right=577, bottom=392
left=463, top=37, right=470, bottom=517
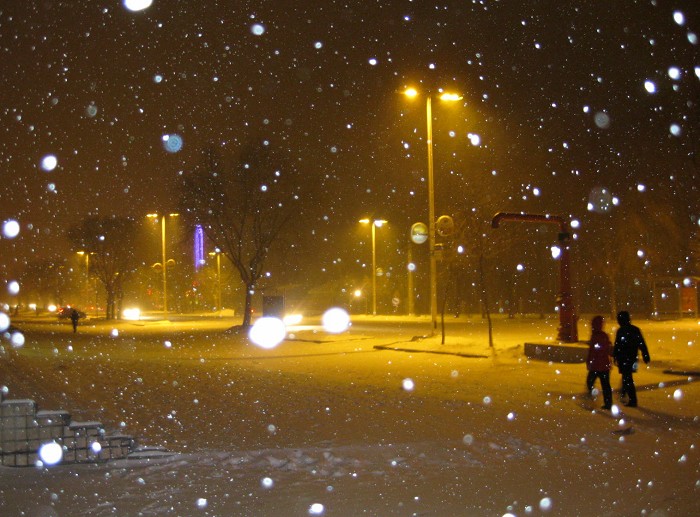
left=586, top=315, right=613, bottom=410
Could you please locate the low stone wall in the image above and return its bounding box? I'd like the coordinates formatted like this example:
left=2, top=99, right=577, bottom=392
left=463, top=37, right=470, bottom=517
left=0, top=396, right=134, bottom=467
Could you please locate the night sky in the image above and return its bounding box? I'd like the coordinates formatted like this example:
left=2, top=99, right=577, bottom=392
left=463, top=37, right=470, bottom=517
left=1, top=1, right=698, bottom=291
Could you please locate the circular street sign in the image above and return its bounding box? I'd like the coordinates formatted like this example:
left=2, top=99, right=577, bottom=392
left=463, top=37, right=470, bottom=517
left=410, top=222, right=428, bottom=244
left=436, top=215, right=455, bottom=237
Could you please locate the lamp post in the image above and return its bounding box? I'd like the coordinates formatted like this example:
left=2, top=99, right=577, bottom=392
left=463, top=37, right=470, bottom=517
left=147, top=213, right=179, bottom=319
left=76, top=251, right=90, bottom=311
left=403, top=87, right=462, bottom=331
left=359, top=218, right=387, bottom=316
left=209, top=248, right=222, bottom=317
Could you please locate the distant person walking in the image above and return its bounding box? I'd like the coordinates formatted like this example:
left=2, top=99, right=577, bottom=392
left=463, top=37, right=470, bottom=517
left=586, top=315, right=613, bottom=410
left=613, top=311, right=650, bottom=407
left=70, top=308, right=80, bottom=333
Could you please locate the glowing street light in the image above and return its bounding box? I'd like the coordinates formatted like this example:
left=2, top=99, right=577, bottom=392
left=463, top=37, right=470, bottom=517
left=359, top=218, right=387, bottom=316
left=147, top=212, right=179, bottom=319
left=403, top=86, right=463, bottom=331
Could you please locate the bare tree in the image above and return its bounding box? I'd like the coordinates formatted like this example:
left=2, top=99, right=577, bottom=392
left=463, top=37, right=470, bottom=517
left=67, top=216, right=137, bottom=319
left=583, top=192, right=687, bottom=316
left=180, top=143, right=303, bottom=328
left=19, top=258, right=70, bottom=310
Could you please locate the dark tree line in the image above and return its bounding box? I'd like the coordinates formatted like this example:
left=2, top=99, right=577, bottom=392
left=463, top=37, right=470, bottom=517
left=67, top=216, right=137, bottom=320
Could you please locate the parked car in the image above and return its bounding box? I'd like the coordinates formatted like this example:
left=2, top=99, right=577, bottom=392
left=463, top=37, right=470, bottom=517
left=56, top=307, right=86, bottom=319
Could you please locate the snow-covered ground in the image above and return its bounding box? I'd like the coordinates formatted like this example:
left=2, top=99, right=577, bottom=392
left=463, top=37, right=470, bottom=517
left=1, top=314, right=699, bottom=516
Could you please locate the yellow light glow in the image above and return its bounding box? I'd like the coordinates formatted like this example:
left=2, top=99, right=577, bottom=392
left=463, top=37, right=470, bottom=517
left=440, top=92, right=463, bottom=101
left=122, top=308, right=141, bottom=320
left=282, top=313, right=303, bottom=326
left=354, top=289, right=363, bottom=298
left=404, top=87, right=418, bottom=97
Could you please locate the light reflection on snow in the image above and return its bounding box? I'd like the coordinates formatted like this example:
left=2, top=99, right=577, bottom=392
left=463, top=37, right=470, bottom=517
left=401, top=378, right=415, bottom=391
left=673, top=389, right=683, bottom=400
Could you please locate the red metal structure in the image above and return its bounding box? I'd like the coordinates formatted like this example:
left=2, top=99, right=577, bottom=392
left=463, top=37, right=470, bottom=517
left=491, top=212, right=578, bottom=343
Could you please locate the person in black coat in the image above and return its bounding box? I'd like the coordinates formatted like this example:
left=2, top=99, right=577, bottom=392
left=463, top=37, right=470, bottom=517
left=70, top=308, right=80, bottom=333
left=612, top=311, right=650, bottom=407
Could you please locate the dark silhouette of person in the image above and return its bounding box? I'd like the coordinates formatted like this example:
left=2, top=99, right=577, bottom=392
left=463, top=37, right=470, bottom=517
left=613, top=311, right=650, bottom=407
left=586, top=315, right=613, bottom=409
left=70, top=308, right=80, bottom=333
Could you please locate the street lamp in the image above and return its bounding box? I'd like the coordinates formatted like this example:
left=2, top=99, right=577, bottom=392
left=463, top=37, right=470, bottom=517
left=147, top=212, right=179, bottom=319
left=359, top=218, right=387, bottom=316
left=76, top=251, right=91, bottom=312
left=208, top=248, right=222, bottom=317
left=403, top=87, right=463, bottom=331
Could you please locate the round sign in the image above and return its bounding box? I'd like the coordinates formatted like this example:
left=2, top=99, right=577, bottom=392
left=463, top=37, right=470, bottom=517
left=410, top=222, right=428, bottom=244
left=436, top=215, right=455, bottom=237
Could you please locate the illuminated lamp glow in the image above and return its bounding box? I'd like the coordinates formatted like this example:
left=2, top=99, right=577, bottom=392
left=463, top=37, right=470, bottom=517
left=122, top=308, right=141, bottom=320
left=282, top=314, right=302, bottom=325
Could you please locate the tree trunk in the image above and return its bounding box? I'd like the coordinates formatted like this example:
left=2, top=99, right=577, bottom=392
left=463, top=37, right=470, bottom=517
left=242, top=285, right=254, bottom=327
left=105, top=287, right=115, bottom=320
left=479, top=252, right=494, bottom=351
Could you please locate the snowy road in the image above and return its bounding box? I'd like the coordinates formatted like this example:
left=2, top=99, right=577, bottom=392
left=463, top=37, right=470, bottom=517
left=1, top=315, right=699, bottom=516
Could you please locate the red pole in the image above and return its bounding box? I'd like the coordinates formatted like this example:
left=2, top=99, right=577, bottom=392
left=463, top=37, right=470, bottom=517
left=491, top=212, right=578, bottom=343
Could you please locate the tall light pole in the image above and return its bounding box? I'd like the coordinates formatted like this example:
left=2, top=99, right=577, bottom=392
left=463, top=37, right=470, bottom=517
left=76, top=251, right=90, bottom=311
left=359, top=218, right=387, bottom=316
left=147, top=213, right=179, bottom=319
left=209, top=248, right=222, bottom=317
left=403, top=87, right=462, bottom=332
